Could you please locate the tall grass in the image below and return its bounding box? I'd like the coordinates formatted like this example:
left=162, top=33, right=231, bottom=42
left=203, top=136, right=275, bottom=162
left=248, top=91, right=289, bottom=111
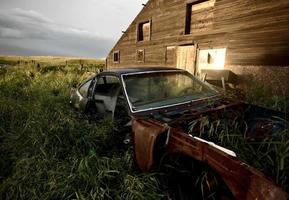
left=245, top=78, right=289, bottom=113
left=0, top=64, right=163, bottom=200
left=188, top=115, right=289, bottom=192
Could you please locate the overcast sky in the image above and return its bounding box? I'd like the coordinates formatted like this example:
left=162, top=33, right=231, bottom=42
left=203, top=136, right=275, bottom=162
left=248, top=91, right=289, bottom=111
left=0, top=0, right=148, bottom=58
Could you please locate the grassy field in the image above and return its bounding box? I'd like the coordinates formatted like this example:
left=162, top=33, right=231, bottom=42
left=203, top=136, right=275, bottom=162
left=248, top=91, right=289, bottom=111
left=0, top=56, right=288, bottom=199
left=0, top=57, right=163, bottom=200
left=0, top=55, right=105, bottom=65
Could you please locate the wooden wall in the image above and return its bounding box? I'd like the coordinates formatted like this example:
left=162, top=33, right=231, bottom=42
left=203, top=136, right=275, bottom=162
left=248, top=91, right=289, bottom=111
left=106, top=0, right=289, bottom=72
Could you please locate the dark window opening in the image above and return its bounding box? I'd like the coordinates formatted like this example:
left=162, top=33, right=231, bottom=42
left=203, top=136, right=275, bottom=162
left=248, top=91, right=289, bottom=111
left=113, top=51, right=120, bottom=63
left=185, top=0, right=214, bottom=35
left=94, top=76, right=120, bottom=95
left=136, top=49, right=145, bottom=62
left=137, top=21, right=150, bottom=42
left=185, top=3, right=192, bottom=34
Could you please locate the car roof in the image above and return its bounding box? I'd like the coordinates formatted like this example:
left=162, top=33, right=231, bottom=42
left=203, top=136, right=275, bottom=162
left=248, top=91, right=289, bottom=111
left=102, top=67, right=183, bottom=76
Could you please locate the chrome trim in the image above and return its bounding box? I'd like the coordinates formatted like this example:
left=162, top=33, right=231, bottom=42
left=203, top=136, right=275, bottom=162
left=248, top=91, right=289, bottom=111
left=121, top=69, right=182, bottom=76
left=121, top=75, right=134, bottom=111
left=120, top=70, right=220, bottom=114
left=194, top=137, right=237, bottom=157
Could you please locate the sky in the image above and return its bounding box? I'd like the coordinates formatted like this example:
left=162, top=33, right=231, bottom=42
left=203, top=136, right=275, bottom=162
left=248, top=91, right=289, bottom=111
left=0, top=0, right=148, bottom=58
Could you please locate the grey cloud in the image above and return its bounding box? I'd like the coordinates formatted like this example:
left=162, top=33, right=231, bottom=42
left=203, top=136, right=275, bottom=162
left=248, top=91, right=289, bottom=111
left=0, top=9, right=55, bottom=39
left=11, top=8, right=54, bottom=24
left=0, top=8, right=115, bottom=58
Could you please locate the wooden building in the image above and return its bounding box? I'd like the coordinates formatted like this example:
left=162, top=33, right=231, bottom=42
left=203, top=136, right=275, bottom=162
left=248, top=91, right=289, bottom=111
left=106, top=0, right=289, bottom=91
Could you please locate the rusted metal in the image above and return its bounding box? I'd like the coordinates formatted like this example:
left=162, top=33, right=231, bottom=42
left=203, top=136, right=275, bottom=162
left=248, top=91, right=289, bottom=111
left=132, top=118, right=289, bottom=200
left=132, top=119, right=168, bottom=171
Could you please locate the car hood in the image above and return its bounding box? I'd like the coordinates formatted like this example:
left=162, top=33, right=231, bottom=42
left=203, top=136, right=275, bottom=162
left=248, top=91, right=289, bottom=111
left=131, top=95, right=243, bottom=123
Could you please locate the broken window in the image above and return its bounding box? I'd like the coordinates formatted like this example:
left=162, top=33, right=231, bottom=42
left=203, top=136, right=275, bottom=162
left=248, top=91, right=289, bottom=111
left=93, top=76, right=121, bottom=118
left=113, top=51, right=120, bottom=63
left=185, top=0, right=215, bottom=35
left=136, top=49, right=145, bottom=62
left=137, top=21, right=151, bottom=42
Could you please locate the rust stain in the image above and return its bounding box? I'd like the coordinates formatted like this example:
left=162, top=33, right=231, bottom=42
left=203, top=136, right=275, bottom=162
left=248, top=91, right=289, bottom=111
left=132, top=119, right=167, bottom=171
left=132, top=118, right=289, bottom=200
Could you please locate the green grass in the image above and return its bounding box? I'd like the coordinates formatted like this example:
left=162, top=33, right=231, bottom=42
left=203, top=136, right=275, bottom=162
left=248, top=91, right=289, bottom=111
left=188, top=115, right=289, bottom=192
left=0, top=62, right=163, bottom=200
left=245, top=78, right=289, bottom=113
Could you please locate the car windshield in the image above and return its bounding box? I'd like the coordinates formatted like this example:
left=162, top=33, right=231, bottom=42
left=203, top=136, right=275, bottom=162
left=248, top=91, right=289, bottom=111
left=122, top=71, right=219, bottom=112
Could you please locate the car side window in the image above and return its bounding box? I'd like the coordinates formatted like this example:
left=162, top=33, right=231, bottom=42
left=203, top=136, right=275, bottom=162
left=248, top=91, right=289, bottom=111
left=93, top=76, right=122, bottom=116
left=79, top=79, right=92, bottom=97
left=94, top=76, right=120, bottom=94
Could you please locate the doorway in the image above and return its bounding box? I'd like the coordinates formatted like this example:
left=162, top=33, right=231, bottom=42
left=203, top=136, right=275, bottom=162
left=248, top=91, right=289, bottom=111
left=176, top=45, right=196, bottom=75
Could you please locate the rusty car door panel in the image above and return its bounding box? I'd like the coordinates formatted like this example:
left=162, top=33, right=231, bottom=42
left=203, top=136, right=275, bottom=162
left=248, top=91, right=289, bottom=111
left=132, top=119, right=288, bottom=200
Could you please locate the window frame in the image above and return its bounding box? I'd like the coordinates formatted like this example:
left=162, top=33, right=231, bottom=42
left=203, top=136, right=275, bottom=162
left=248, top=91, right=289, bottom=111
left=92, top=75, right=126, bottom=117
left=93, top=75, right=122, bottom=95
left=196, top=47, right=227, bottom=73
left=120, top=70, right=219, bottom=114
left=136, top=49, right=145, bottom=63
left=78, top=78, right=93, bottom=98
left=184, top=0, right=215, bottom=35
left=136, top=19, right=152, bottom=42
left=113, top=50, right=120, bottom=63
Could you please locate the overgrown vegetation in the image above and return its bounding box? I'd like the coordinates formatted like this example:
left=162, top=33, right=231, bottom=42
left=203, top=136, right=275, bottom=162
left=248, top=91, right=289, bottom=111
left=245, top=78, right=289, bottom=113
left=1, top=57, right=288, bottom=199
left=0, top=60, right=163, bottom=200
left=188, top=114, right=289, bottom=192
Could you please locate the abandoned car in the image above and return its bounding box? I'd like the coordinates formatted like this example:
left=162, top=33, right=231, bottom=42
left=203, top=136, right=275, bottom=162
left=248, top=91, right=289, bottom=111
left=70, top=67, right=288, bottom=200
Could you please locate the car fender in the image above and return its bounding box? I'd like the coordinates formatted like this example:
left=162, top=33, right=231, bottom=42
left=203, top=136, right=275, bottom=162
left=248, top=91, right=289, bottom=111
left=132, top=118, right=288, bottom=200
left=132, top=119, right=168, bottom=171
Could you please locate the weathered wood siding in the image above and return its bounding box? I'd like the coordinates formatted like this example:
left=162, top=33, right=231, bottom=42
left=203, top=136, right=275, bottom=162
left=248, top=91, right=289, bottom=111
left=106, top=0, right=289, bottom=70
